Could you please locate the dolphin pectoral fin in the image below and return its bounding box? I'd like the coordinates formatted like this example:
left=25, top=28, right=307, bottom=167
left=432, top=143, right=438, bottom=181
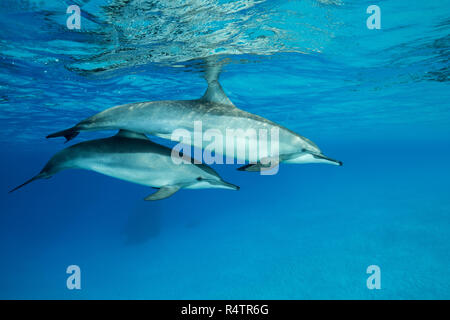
left=237, top=164, right=262, bottom=172
left=144, top=185, right=180, bottom=201
left=46, top=127, right=79, bottom=143
left=237, top=155, right=281, bottom=172
left=237, top=159, right=279, bottom=172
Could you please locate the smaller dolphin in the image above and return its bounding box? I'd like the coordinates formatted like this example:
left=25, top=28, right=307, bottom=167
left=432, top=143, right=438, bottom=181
left=9, top=130, right=239, bottom=200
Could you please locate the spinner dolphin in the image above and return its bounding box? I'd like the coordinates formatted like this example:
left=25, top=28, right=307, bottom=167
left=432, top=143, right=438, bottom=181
left=47, top=58, right=342, bottom=171
left=10, top=130, right=239, bottom=200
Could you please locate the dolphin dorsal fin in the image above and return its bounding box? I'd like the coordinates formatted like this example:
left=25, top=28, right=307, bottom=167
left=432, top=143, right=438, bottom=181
left=200, top=56, right=235, bottom=107
left=115, top=129, right=149, bottom=140
left=201, top=81, right=234, bottom=106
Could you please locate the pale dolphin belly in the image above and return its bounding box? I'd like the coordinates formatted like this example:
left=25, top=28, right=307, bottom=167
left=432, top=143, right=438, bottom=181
left=62, top=137, right=204, bottom=188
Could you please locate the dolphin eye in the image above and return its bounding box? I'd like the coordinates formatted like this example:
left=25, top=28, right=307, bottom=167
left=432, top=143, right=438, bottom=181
left=196, top=177, right=203, bottom=181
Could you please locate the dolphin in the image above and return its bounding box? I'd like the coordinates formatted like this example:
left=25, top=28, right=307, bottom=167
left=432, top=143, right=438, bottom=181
left=10, top=130, right=239, bottom=200
left=47, top=58, right=342, bottom=170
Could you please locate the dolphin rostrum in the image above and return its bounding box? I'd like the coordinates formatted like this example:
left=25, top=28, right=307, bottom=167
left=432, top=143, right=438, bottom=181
left=47, top=58, right=342, bottom=170
left=10, top=130, right=239, bottom=200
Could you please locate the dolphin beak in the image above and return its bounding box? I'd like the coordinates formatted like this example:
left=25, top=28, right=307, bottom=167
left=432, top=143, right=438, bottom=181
left=218, top=180, right=240, bottom=190
left=313, top=154, right=343, bottom=166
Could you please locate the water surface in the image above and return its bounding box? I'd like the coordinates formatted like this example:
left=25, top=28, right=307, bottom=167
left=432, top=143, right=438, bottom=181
left=0, top=0, right=449, bottom=299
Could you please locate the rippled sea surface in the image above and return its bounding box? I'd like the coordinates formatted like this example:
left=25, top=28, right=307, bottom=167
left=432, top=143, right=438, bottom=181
left=1, top=0, right=449, bottom=299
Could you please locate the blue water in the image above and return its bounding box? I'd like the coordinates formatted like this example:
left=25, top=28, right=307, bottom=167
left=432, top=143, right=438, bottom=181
left=1, top=0, right=450, bottom=299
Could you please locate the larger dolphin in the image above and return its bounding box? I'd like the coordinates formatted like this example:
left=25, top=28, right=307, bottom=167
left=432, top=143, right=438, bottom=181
left=10, top=130, right=239, bottom=200
left=47, top=59, right=342, bottom=170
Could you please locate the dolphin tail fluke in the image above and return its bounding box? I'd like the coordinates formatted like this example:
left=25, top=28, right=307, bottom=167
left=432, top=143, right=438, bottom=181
left=9, top=173, right=47, bottom=193
left=46, top=127, right=79, bottom=143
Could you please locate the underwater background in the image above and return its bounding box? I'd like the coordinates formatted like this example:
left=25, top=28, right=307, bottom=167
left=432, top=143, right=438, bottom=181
left=1, top=0, right=449, bottom=299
